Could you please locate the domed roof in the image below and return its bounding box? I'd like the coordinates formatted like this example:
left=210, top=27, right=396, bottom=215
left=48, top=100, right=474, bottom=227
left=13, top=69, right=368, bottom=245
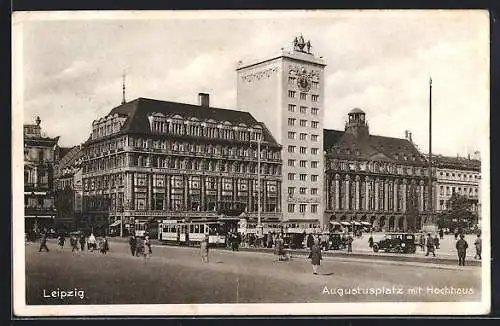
left=349, top=108, right=365, bottom=115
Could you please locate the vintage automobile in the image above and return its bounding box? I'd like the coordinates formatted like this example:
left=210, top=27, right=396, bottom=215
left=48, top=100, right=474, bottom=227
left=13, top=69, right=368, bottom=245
left=372, top=232, right=417, bottom=254
left=327, top=232, right=347, bottom=250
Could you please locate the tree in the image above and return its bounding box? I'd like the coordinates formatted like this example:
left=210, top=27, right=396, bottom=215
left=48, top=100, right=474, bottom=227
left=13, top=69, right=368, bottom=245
left=445, top=193, right=474, bottom=231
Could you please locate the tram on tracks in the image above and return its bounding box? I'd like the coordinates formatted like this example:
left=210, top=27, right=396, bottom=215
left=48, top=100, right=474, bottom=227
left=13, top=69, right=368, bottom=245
left=158, top=217, right=239, bottom=247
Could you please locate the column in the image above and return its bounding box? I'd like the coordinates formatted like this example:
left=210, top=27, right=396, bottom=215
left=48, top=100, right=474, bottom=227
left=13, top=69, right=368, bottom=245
left=335, top=175, right=340, bottom=210
left=148, top=174, right=153, bottom=211
left=393, top=181, right=398, bottom=212
left=419, top=181, right=424, bottom=212
left=365, top=178, right=370, bottom=211
left=165, top=175, right=171, bottom=210
left=263, top=179, right=267, bottom=213
left=374, top=179, right=379, bottom=211
left=345, top=176, right=350, bottom=210
left=384, top=180, right=389, bottom=211
left=200, top=176, right=205, bottom=211
left=127, top=172, right=134, bottom=210
left=402, top=180, right=407, bottom=212
left=184, top=175, right=189, bottom=210
left=276, top=180, right=281, bottom=212
left=217, top=177, right=222, bottom=208
left=162, top=175, right=167, bottom=211
left=355, top=176, right=360, bottom=211
left=248, top=178, right=253, bottom=212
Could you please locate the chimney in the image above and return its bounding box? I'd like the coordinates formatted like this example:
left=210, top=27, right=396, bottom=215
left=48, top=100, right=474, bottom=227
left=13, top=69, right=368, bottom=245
left=198, top=93, right=210, bottom=107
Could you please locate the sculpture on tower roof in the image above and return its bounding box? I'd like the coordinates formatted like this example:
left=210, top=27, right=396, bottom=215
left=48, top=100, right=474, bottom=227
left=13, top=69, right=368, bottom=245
left=293, top=34, right=312, bottom=54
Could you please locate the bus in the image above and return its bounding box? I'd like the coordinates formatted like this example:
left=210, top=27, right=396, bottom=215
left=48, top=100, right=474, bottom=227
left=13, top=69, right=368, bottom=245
left=158, top=218, right=237, bottom=247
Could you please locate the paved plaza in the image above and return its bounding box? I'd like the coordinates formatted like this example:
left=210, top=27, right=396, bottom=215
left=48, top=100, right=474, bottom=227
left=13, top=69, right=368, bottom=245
left=25, top=239, right=481, bottom=305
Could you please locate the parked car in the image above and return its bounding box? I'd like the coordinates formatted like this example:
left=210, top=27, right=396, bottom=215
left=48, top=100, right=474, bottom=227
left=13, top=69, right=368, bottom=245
left=328, top=232, right=347, bottom=250
left=372, top=232, right=417, bottom=254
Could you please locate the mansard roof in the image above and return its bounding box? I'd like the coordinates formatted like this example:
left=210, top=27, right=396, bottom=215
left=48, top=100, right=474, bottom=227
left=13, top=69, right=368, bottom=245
left=431, top=155, right=481, bottom=171
left=100, top=97, right=278, bottom=145
left=324, top=128, right=427, bottom=166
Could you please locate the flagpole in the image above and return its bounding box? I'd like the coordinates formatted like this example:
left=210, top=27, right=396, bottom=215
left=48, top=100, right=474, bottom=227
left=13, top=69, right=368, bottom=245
left=428, top=77, right=434, bottom=231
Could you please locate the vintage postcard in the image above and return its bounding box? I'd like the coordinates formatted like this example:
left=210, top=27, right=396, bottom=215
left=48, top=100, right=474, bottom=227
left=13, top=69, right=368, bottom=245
left=12, top=10, right=490, bottom=316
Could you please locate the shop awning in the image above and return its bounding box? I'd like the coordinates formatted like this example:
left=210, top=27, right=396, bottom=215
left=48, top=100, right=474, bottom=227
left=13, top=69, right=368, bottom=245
left=329, top=221, right=341, bottom=226
left=110, top=220, right=121, bottom=227
left=353, top=221, right=362, bottom=226
left=340, top=222, right=351, bottom=226
left=361, top=221, right=372, bottom=226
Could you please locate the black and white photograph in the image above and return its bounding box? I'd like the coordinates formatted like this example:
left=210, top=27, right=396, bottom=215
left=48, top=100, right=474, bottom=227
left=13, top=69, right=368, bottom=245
left=12, top=10, right=490, bottom=316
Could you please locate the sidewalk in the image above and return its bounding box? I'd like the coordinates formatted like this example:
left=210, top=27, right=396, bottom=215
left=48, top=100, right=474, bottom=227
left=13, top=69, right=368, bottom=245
left=105, top=236, right=482, bottom=267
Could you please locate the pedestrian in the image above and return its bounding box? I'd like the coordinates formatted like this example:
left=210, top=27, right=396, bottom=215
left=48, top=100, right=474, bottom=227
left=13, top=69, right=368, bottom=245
left=231, top=233, right=239, bottom=252
left=425, top=233, right=436, bottom=257
left=306, top=233, right=314, bottom=249
left=129, top=235, right=137, bottom=256
left=200, top=234, right=209, bottom=263
left=419, top=234, right=425, bottom=251
left=456, top=234, right=469, bottom=266
left=434, top=234, right=440, bottom=249
left=88, top=233, right=97, bottom=252
left=309, top=238, right=322, bottom=275
left=439, top=228, right=444, bottom=240
left=474, top=234, right=482, bottom=260
left=38, top=233, right=49, bottom=252
left=70, top=235, right=79, bottom=252
left=454, top=229, right=459, bottom=240
left=58, top=234, right=65, bottom=248
left=368, top=234, right=374, bottom=248
left=143, top=235, right=151, bottom=259
left=79, top=234, right=86, bottom=252
left=100, top=236, right=109, bottom=254
left=347, top=234, right=353, bottom=252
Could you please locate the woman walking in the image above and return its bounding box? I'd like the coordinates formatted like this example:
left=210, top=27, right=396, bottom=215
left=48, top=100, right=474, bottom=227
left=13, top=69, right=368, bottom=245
left=200, top=234, right=209, bottom=263
left=309, top=238, right=322, bottom=275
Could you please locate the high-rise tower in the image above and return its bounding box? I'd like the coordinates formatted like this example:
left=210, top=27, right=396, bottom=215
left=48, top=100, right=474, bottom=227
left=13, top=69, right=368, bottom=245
left=236, top=35, right=326, bottom=227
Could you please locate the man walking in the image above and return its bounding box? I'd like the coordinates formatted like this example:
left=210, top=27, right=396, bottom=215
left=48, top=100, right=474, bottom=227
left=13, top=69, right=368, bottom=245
left=38, top=232, right=49, bottom=252
left=439, top=228, right=444, bottom=240
left=425, top=233, right=436, bottom=257
left=456, top=234, right=469, bottom=266
left=129, top=235, right=137, bottom=256
left=79, top=233, right=86, bottom=252
left=474, top=234, right=482, bottom=260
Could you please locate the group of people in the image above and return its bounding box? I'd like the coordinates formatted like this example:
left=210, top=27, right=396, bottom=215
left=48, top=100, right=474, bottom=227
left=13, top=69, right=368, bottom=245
left=128, top=235, right=152, bottom=258
left=38, top=231, right=109, bottom=254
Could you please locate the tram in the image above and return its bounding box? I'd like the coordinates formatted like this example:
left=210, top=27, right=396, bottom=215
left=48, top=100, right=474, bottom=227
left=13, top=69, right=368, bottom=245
left=158, top=218, right=238, bottom=247
left=133, top=220, right=158, bottom=238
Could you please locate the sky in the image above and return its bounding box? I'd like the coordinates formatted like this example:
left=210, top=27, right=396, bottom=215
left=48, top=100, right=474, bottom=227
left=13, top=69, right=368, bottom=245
left=16, top=10, right=489, bottom=157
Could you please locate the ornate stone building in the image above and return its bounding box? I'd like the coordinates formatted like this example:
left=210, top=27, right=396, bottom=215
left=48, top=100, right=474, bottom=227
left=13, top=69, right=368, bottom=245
left=432, top=154, right=481, bottom=225
left=81, top=94, right=282, bottom=234
left=324, top=109, right=435, bottom=232
left=54, top=145, right=84, bottom=231
left=24, top=116, right=60, bottom=233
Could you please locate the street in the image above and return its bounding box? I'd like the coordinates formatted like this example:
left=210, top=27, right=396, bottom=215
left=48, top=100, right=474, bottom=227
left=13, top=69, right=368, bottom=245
left=25, top=239, right=482, bottom=305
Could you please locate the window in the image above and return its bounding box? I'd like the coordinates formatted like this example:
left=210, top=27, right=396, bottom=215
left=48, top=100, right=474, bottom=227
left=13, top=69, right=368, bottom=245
left=300, top=93, right=307, bottom=100
left=311, top=121, right=319, bottom=128
left=288, top=145, right=296, bottom=153
left=300, top=187, right=307, bottom=195
left=312, top=81, right=319, bottom=88
left=288, top=104, right=296, bottom=112
left=311, top=204, right=318, bottom=213
left=300, top=119, right=307, bottom=127
left=311, top=161, right=318, bottom=168
left=311, top=107, right=319, bottom=115
left=288, top=90, right=296, bottom=98
left=440, top=186, right=444, bottom=195
left=300, top=106, right=307, bottom=113
left=300, top=147, right=307, bottom=154
left=288, top=118, right=296, bottom=126
left=311, top=95, right=319, bottom=102
left=288, top=187, right=295, bottom=196
left=300, top=160, right=307, bottom=168
left=300, top=133, right=307, bottom=140
left=288, top=131, right=296, bottom=139
left=311, top=148, right=319, bottom=155
left=311, top=134, right=319, bottom=142
left=288, top=173, right=295, bottom=180
left=288, top=159, right=295, bottom=167
left=288, top=204, right=295, bottom=213
left=299, top=204, right=307, bottom=213
left=300, top=174, right=307, bottom=181
left=311, top=188, right=318, bottom=195
left=311, top=175, right=318, bottom=182
left=288, top=76, right=296, bottom=84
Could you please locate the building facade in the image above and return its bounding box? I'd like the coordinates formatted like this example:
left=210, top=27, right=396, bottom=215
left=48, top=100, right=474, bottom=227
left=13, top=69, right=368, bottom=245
left=432, top=154, right=481, bottom=225
left=54, top=145, right=84, bottom=231
left=237, top=35, right=326, bottom=227
left=324, top=109, right=436, bottom=232
left=81, top=95, right=282, bottom=235
left=24, top=117, right=60, bottom=234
